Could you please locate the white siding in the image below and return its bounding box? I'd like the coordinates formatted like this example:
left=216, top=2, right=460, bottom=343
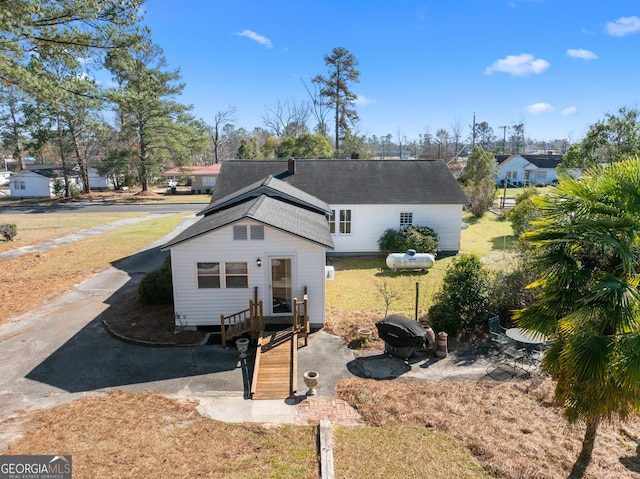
left=329, top=203, right=463, bottom=253
left=170, top=219, right=327, bottom=328
left=9, top=172, right=51, bottom=198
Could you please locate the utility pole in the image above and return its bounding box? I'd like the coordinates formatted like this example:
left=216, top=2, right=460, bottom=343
left=471, top=113, right=476, bottom=149
left=499, top=126, right=508, bottom=154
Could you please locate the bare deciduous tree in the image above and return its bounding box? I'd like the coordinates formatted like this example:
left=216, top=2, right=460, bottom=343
left=261, top=99, right=309, bottom=139
left=211, top=106, right=237, bottom=164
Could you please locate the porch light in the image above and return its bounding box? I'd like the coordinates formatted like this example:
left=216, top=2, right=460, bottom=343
left=256, top=258, right=262, bottom=268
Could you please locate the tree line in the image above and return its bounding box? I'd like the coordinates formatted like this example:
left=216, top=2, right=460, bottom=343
left=0, top=5, right=577, bottom=197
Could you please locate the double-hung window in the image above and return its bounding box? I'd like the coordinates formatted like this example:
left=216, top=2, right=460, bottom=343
left=197, top=262, right=248, bottom=289
left=197, top=262, right=220, bottom=288
left=339, top=209, right=351, bottom=234
left=225, top=262, right=249, bottom=288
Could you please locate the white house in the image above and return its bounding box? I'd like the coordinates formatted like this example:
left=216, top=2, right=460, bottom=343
left=162, top=175, right=334, bottom=329
left=9, top=166, right=82, bottom=198
left=162, top=159, right=469, bottom=330
left=75, top=166, right=114, bottom=190
left=208, top=159, right=470, bottom=255
left=496, top=154, right=564, bottom=186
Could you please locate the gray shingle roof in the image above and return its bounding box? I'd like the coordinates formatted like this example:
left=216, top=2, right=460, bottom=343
left=162, top=194, right=334, bottom=250
left=520, top=155, right=563, bottom=169
left=200, top=175, right=332, bottom=217
left=210, top=159, right=469, bottom=205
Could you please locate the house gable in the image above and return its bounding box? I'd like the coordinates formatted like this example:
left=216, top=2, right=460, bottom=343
left=201, top=175, right=332, bottom=217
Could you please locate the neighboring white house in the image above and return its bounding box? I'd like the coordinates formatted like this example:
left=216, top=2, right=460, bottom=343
left=496, top=154, right=564, bottom=186
left=72, top=165, right=114, bottom=190
left=9, top=166, right=82, bottom=198
left=207, top=159, right=470, bottom=255
left=162, top=176, right=334, bottom=329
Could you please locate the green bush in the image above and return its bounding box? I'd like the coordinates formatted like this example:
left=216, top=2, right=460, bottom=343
left=487, top=263, right=538, bottom=324
left=0, top=224, right=17, bottom=241
left=138, top=257, right=173, bottom=305
left=427, top=303, right=459, bottom=336
left=427, top=253, right=490, bottom=337
left=377, top=225, right=438, bottom=254
left=507, top=187, right=541, bottom=238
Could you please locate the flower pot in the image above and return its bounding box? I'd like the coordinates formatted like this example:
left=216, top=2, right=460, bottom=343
left=303, top=370, right=319, bottom=396
left=357, top=328, right=373, bottom=340
left=236, top=338, right=249, bottom=359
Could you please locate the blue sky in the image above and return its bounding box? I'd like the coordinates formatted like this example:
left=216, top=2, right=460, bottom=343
left=140, top=0, right=640, bottom=143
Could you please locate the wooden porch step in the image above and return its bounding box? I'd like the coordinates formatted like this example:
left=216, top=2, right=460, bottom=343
left=251, top=328, right=297, bottom=400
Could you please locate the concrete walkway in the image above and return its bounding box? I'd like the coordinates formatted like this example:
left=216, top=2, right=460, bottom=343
left=0, top=215, right=499, bottom=450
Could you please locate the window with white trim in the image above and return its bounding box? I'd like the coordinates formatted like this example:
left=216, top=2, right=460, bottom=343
left=339, top=209, right=351, bottom=234
left=400, top=212, right=413, bottom=229
left=225, top=262, right=249, bottom=288
left=197, top=262, right=220, bottom=288
left=328, top=210, right=336, bottom=234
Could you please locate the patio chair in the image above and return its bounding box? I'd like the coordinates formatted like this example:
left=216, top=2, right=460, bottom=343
left=488, top=316, right=511, bottom=355
left=502, top=345, right=528, bottom=375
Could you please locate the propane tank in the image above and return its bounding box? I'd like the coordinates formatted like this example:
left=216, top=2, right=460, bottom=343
left=385, top=249, right=436, bottom=271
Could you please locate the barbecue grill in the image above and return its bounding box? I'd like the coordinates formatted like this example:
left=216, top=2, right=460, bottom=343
left=375, top=315, right=427, bottom=360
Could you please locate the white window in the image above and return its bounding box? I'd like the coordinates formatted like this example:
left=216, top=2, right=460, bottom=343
left=328, top=210, right=336, bottom=234
left=19, top=180, right=25, bottom=189
left=400, top=212, right=413, bottom=229
left=202, top=176, right=216, bottom=187
left=339, top=209, right=351, bottom=234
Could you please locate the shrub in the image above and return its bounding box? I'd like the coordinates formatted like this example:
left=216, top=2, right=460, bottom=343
left=487, top=262, right=538, bottom=324
left=507, top=187, right=541, bottom=238
left=377, top=225, right=438, bottom=254
left=138, top=257, right=173, bottom=305
left=427, top=253, right=490, bottom=337
left=0, top=224, right=17, bottom=241
left=427, top=303, right=459, bottom=336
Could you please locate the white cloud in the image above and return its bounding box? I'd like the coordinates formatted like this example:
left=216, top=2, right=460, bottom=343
left=606, top=16, right=640, bottom=37
left=525, top=103, right=554, bottom=114
left=562, top=106, right=578, bottom=116
left=354, top=95, right=376, bottom=106
left=235, top=29, right=273, bottom=48
left=483, top=53, right=550, bottom=76
left=567, top=49, right=598, bottom=60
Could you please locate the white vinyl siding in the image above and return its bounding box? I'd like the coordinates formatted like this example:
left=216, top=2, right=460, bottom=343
left=328, top=204, right=463, bottom=254
left=169, top=220, right=327, bottom=328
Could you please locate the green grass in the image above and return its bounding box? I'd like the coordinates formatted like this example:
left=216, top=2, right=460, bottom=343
left=327, top=211, right=520, bottom=317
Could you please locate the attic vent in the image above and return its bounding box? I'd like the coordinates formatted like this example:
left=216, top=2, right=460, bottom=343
left=233, top=225, right=247, bottom=240
left=250, top=225, right=264, bottom=240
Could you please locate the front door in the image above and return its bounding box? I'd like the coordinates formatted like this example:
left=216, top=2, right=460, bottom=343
left=270, top=257, right=292, bottom=315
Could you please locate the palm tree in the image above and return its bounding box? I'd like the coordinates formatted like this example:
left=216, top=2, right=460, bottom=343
left=514, top=158, right=640, bottom=478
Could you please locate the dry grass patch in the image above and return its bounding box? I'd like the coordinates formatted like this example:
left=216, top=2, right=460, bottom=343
left=0, top=214, right=185, bottom=324
left=334, top=425, right=492, bottom=478
left=6, top=390, right=319, bottom=479
left=337, top=378, right=640, bottom=479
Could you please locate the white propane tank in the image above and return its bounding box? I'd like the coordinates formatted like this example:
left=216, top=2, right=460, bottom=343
left=386, top=249, right=435, bottom=271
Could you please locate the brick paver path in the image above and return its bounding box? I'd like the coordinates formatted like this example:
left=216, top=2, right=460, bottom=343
left=296, top=398, right=362, bottom=426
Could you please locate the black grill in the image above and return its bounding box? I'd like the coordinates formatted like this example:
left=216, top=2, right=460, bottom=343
left=375, top=315, right=427, bottom=359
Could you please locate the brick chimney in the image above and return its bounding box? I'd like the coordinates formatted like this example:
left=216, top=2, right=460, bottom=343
left=287, top=158, right=296, bottom=174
